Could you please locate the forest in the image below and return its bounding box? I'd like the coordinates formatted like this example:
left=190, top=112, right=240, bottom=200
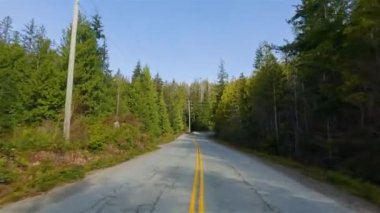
left=0, top=0, right=379, bottom=204
left=0, top=13, right=195, bottom=202
left=213, top=0, right=380, bottom=187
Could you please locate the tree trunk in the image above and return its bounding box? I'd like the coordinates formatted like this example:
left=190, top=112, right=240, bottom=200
left=293, top=73, right=300, bottom=156
left=360, top=106, right=364, bottom=129
left=369, top=93, right=374, bottom=118
left=273, top=83, right=279, bottom=153
left=301, top=82, right=310, bottom=133
left=327, top=118, right=332, bottom=160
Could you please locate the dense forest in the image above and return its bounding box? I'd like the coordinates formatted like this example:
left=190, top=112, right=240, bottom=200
left=0, top=0, right=379, bottom=203
left=0, top=13, right=198, bottom=202
left=212, top=0, right=380, bottom=186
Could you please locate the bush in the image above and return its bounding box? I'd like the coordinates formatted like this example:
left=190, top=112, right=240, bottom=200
left=0, top=115, right=174, bottom=205
left=32, top=165, right=85, bottom=192
left=87, top=122, right=112, bottom=152
left=326, top=171, right=380, bottom=205
left=0, top=159, right=15, bottom=184
left=88, top=138, right=105, bottom=152
left=87, top=116, right=148, bottom=152
left=7, top=125, right=63, bottom=152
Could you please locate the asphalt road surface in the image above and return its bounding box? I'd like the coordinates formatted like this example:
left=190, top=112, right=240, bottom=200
left=1, top=133, right=379, bottom=213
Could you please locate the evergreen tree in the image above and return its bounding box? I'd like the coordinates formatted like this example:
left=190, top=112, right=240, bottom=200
left=215, top=59, right=228, bottom=104
left=163, top=81, right=186, bottom=133
left=158, top=90, right=172, bottom=134
left=130, top=65, right=161, bottom=136
left=132, top=61, right=142, bottom=82
left=61, top=15, right=111, bottom=116
left=0, top=16, right=13, bottom=43
left=0, top=41, right=25, bottom=132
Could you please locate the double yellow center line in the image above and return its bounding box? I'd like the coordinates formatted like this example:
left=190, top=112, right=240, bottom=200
left=189, top=143, right=205, bottom=213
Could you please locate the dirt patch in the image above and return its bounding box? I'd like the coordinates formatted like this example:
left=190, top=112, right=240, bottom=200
left=30, top=151, right=89, bottom=166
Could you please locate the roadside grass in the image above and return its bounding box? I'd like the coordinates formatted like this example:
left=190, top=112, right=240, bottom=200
left=216, top=140, right=380, bottom=206
left=0, top=118, right=180, bottom=206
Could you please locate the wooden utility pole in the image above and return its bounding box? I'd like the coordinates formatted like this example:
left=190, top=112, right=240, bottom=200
left=63, top=0, right=80, bottom=141
left=188, top=99, right=191, bottom=133
left=114, top=69, right=121, bottom=128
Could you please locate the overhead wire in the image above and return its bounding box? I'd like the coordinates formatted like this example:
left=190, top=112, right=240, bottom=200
left=78, top=1, right=129, bottom=76
left=95, top=1, right=131, bottom=77
left=77, top=0, right=132, bottom=77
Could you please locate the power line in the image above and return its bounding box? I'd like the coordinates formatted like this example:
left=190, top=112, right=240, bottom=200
left=78, top=4, right=91, bottom=17
left=88, top=0, right=99, bottom=14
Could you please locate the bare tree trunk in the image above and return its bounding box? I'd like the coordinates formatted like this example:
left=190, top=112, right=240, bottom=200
left=273, top=83, right=279, bottom=153
left=360, top=107, right=364, bottom=129
left=302, top=82, right=310, bottom=133
left=327, top=118, right=332, bottom=160
left=369, top=93, right=374, bottom=118
left=293, top=72, right=300, bottom=156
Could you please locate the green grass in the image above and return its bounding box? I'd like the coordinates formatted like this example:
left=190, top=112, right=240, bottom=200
left=217, top=140, right=380, bottom=206
left=0, top=159, right=16, bottom=184
left=0, top=131, right=179, bottom=206
left=31, top=165, right=85, bottom=192
left=0, top=164, right=86, bottom=204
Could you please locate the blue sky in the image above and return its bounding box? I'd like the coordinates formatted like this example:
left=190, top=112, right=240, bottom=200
left=0, top=0, right=299, bottom=82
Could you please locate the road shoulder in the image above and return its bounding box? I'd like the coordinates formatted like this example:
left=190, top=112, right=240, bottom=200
left=212, top=139, right=380, bottom=213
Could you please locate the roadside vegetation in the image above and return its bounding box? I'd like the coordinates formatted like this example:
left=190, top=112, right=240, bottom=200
left=0, top=14, right=186, bottom=204
left=0, top=116, right=178, bottom=204
left=208, top=0, right=380, bottom=206
left=1, top=0, right=379, bottom=207
left=218, top=140, right=380, bottom=206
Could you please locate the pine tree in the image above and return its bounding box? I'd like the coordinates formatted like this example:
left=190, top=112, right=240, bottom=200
left=158, top=90, right=172, bottom=134
left=215, top=59, right=228, bottom=104
left=26, top=37, right=65, bottom=122
left=163, top=81, right=186, bottom=133
left=0, top=41, right=25, bottom=132
left=132, top=61, right=142, bottom=82
left=61, top=15, right=111, bottom=116
left=0, top=16, right=13, bottom=43
left=129, top=65, right=161, bottom=136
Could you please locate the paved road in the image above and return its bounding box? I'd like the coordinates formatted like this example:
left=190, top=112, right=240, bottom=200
left=1, top=133, right=378, bottom=213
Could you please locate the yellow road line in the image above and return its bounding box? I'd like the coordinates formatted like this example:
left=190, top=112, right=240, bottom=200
left=189, top=143, right=200, bottom=213
left=189, top=142, right=205, bottom=213
left=198, top=144, right=205, bottom=213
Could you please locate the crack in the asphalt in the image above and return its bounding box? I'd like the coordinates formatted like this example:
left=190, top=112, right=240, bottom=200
left=113, top=182, right=129, bottom=194
left=148, top=143, right=193, bottom=212
left=82, top=143, right=187, bottom=213
left=226, top=163, right=279, bottom=213
left=122, top=204, right=152, bottom=213
left=80, top=182, right=131, bottom=213
left=150, top=164, right=181, bottom=213
left=80, top=194, right=117, bottom=213
left=147, top=168, right=158, bottom=181
left=149, top=189, right=165, bottom=213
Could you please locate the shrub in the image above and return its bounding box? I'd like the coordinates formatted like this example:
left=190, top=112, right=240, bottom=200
left=7, top=125, right=63, bottom=152
left=0, top=159, right=15, bottom=184
left=32, top=165, right=85, bottom=192
left=88, top=138, right=105, bottom=152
